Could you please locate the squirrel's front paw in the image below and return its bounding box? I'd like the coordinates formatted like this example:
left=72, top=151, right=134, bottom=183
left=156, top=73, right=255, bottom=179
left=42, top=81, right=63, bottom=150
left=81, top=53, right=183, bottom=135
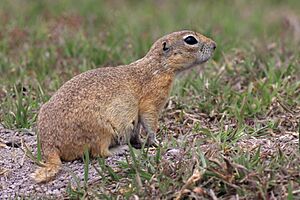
left=146, top=137, right=159, bottom=147
left=109, top=145, right=129, bottom=156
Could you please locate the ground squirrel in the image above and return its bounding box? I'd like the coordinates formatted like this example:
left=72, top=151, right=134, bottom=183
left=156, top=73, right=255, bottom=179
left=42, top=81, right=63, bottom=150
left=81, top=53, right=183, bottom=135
left=32, top=30, right=216, bottom=182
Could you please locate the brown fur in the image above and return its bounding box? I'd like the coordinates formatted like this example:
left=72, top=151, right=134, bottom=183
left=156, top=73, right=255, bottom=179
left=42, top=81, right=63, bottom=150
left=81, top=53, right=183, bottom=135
left=32, top=30, right=216, bottom=182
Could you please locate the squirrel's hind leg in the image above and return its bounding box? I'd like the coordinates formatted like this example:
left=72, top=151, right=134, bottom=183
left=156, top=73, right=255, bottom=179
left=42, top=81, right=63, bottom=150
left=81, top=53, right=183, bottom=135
left=90, top=123, right=115, bottom=158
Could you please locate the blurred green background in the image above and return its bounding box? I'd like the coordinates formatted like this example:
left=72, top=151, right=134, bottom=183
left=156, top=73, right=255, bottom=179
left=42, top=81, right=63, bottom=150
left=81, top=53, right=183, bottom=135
left=0, top=0, right=299, bottom=128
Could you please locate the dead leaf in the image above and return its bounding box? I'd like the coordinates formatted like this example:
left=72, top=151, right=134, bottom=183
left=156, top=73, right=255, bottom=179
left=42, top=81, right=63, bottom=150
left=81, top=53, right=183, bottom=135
left=175, top=169, right=202, bottom=200
left=193, top=187, right=206, bottom=195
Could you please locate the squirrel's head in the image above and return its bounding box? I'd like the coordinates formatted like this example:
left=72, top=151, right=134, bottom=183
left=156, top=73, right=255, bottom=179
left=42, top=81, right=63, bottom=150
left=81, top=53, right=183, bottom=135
left=147, top=30, right=216, bottom=72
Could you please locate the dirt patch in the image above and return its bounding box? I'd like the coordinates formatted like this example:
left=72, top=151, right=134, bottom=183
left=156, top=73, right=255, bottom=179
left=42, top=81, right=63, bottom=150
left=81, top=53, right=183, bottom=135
left=0, top=124, right=126, bottom=199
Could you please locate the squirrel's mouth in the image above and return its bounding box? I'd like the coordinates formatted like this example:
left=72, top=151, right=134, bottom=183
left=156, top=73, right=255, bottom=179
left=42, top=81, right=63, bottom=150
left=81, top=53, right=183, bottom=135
left=198, top=45, right=215, bottom=61
left=197, top=52, right=214, bottom=64
left=178, top=55, right=212, bottom=73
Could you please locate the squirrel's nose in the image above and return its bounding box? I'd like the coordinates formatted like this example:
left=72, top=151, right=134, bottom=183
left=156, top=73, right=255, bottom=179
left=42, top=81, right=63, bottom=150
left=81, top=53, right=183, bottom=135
left=211, top=42, right=217, bottom=50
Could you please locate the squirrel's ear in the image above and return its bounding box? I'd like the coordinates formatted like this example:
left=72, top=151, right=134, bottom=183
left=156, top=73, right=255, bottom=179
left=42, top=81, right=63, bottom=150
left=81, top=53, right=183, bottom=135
left=162, top=41, right=170, bottom=52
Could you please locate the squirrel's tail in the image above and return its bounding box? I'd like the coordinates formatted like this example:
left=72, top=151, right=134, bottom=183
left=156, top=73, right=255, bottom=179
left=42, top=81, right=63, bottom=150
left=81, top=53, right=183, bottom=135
left=31, top=151, right=61, bottom=183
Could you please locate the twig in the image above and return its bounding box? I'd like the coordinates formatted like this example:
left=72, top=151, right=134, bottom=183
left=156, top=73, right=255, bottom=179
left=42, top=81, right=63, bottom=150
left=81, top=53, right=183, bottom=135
left=209, top=189, right=218, bottom=200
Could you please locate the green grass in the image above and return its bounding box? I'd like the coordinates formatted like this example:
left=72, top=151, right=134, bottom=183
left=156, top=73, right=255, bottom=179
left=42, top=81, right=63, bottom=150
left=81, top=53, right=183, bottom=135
left=0, top=0, right=299, bottom=199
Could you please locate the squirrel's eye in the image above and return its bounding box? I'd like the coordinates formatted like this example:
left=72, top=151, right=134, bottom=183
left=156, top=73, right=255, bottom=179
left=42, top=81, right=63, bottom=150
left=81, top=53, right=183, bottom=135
left=184, top=36, right=198, bottom=45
